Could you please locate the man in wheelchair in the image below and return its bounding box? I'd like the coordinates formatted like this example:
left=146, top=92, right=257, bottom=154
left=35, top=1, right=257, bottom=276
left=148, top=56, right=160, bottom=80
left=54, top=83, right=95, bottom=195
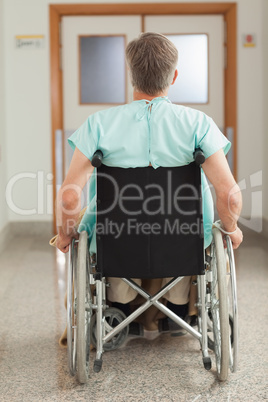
left=55, top=32, right=243, bottom=383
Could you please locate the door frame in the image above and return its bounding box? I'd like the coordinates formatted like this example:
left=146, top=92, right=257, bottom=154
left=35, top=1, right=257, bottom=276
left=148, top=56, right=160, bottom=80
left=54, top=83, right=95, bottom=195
left=50, top=3, right=237, bottom=232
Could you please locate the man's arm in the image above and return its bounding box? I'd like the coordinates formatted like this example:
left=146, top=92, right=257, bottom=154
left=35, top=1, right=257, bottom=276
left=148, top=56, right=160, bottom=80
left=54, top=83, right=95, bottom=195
left=201, top=149, right=243, bottom=249
left=56, top=147, right=94, bottom=253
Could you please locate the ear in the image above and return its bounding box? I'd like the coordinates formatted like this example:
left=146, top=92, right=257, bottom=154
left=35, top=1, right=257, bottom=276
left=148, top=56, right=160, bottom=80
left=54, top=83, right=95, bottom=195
left=171, top=69, right=178, bottom=85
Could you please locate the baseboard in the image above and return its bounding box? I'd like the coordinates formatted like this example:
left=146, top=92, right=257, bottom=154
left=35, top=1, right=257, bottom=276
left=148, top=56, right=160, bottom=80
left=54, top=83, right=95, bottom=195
left=239, top=217, right=268, bottom=239
left=0, top=221, right=54, bottom=255
left=262, top=218, right=268, bottom=239
left=0, top=222, right=12, bottom=255
left=9, top=221, right=54, bottom=238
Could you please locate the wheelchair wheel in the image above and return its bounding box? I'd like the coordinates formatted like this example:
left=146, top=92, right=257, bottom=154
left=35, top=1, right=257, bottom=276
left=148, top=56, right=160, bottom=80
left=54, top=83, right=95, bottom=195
left=210, top=228, right=230, bottom=381
left=67, top=239, right=77, bottom=376
left=226, top=235, right=239, bottom=373
left=76, top=231, right=92, bottom=383
left=90, top=307, right=129, bottom=351
left=207, top=312, right=233, bottom=352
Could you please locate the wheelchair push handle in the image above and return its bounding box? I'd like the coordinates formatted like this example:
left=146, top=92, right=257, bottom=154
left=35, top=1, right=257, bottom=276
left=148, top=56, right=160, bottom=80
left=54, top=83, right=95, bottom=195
left=194, top=148, right=206, bottom=165
left=92, top=149, right=205, bottom=167
left=92, top=150, right=103, bottom=168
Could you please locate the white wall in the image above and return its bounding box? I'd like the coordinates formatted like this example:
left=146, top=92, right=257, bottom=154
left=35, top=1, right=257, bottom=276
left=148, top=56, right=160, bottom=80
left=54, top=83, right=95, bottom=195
left=4, top=0, right=52, bottom=223
left=0, top=0, right=7, bottom=232
left=236, top=0, right=265, bottom=228
left=2, top=0, right=267, bottom=228
left=263, top=0, right=268, bottom=226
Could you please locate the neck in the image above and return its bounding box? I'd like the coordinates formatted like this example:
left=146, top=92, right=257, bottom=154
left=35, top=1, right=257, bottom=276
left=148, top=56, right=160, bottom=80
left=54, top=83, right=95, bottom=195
left=133, top=90, right=168, bottom=101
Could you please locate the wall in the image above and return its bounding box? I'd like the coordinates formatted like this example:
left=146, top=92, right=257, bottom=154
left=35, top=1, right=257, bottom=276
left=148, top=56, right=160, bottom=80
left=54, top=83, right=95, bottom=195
left=263, top=0, right=268, bottom=232
left=0, top=0, right=7, bottom=233
left=236, top=0, right=264, bottom=231
left=2, top=0, right=267, bottom=230
left=4, top=0, right=52, bottom=223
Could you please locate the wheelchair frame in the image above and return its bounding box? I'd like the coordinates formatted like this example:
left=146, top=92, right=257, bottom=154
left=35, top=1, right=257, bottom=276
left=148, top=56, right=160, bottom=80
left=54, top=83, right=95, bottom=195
left=67, top=227, right=238, bottom=384
left=66, top=151, right=238, bottom=384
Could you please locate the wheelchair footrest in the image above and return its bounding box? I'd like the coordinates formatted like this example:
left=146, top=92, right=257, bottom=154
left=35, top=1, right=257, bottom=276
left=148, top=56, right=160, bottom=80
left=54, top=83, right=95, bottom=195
left=203, top=357, right=212, bottom=371
left=94, top=359, right=103, bottom=373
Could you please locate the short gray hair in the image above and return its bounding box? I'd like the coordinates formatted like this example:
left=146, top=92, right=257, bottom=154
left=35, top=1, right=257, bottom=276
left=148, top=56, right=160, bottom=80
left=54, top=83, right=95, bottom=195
left=125, top=32, right=178, bottom=96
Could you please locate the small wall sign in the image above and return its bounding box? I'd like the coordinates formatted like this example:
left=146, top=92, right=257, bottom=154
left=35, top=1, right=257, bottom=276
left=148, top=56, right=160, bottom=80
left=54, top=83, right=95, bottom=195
left=15, top=35, right=45, bottom=49
left=243, top=34, right=256, bottom=48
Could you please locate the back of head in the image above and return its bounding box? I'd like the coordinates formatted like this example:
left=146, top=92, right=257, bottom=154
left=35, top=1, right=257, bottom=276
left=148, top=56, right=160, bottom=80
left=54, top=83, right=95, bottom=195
left=125, top=32, right=178, bottom=96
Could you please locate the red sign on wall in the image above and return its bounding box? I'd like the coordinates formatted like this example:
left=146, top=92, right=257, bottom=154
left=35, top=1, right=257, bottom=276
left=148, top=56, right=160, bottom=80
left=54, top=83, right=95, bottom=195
left=243, top=34, right=256, bottom=48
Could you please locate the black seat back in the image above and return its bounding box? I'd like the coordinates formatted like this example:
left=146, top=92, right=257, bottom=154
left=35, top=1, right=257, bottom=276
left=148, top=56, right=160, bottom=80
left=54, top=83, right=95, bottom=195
left=96, top=163, right=205, bottom=278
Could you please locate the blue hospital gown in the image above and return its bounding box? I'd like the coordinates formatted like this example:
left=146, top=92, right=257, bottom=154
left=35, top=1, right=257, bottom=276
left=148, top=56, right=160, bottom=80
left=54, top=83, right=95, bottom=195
left=68, top=96, right=231, bottom=252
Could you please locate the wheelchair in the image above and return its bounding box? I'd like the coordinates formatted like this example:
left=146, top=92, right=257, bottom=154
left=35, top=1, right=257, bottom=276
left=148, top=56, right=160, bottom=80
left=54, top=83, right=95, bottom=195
left=66, top=150, right=238, bottom=384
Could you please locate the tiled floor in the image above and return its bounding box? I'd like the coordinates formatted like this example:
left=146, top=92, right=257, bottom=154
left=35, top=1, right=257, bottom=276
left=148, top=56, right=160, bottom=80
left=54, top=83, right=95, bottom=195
left=0, top=232, right=267, bottom=401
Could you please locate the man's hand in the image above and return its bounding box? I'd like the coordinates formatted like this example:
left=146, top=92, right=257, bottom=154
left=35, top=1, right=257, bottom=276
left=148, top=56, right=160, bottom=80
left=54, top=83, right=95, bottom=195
left=55, top=148, right=94, bottom=254
left=56, top=232, right=78, bottom=253
left=227, top=227, right=243, bottom=250
left=202, top=149, right=243, bottom=250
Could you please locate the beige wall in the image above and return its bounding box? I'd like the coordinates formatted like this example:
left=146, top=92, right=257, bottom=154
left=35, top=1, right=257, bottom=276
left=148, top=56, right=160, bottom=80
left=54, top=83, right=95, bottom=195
left=1, top=0, right=267, bottom=230
left=263, top=0, right=268, bottom=226
left=3, top=0, right=52, bottom=225
left=0, top=0, right=7, bottom=232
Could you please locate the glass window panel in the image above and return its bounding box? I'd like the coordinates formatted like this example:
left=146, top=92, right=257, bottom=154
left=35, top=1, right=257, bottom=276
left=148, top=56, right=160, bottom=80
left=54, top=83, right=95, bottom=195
left=166, top=34, right=208, bottom=104
left=80, top=36, right=126, bottom=104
